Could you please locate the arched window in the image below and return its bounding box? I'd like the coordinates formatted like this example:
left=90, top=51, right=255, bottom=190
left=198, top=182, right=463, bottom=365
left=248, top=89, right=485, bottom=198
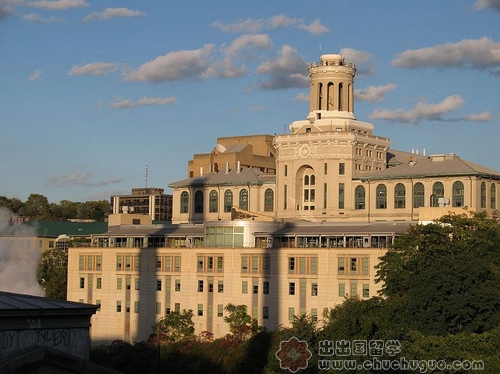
left=413, top=183, right=425, bottom=208
left=239, top=189, right=248, bottom=210
left=264, top=189, right=274, bottom=212
left=491, top=183, right=496, bottom=209
left=394, top=183, right=406, bottom=209
left=481, top=182, right=486, bottom=208
left=224, top=190, right=233, bottom=213
left=302, top=168, right=316, bottom=210
left=355, top=185, right=365, bottom=210
left=452, top=181, right=464, bottom=207
left=431, top=182, right=444, bottom=207
left=376, top=184, right=387, bottom=209
left=209, top=190, right=218, bottom=213
left=180, top=191, right=189, bottom=214
left=194, top=191, right=203, bottom=213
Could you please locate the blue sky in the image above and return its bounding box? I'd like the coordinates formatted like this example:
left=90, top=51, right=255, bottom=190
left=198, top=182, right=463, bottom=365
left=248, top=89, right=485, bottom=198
left=1, top=0, right=500, bottom=203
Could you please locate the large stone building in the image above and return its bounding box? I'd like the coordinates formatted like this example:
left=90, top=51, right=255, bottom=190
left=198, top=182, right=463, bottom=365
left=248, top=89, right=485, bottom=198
left=67, top=53, right=500, bottom=344
left=110, top=187, right=172, bottom=222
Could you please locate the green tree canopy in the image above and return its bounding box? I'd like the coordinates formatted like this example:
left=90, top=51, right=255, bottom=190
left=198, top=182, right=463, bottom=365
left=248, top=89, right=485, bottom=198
left=36, top=246, right=68, bottom=299
left=376, top=212, right=500, bottom=335
left=154, top=309, right=195, bottom=343
left=223, top=303, right=258, bottom=340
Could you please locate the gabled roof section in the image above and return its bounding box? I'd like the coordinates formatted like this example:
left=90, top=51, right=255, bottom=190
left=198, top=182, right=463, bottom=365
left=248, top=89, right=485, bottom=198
left=357, top=152, right=500, bottom=180
left=169, top=167, right=276, bottom=188
left=0, top=291, right=97, bottom=313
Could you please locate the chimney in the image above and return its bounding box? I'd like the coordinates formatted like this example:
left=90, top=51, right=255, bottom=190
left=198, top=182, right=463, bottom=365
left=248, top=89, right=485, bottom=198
left=237, top=161, right=241, bottom=173
left=225, top=162, right=229, bottom=174
left=200, top=167, right=203, bottom=176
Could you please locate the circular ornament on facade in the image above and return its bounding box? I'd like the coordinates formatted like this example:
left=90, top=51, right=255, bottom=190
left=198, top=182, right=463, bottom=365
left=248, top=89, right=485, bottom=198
left=299, top=145, right=311, bottom=158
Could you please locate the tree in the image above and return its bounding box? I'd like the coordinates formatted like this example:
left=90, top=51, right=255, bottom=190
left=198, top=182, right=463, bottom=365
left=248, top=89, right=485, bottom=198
left=223, top=303, right=258, bottom=340
left=376, top=212, right=500, bottom=335
left=36, top=246, right=68, bottom=299
left=78, top=200, right=111, bottom=221
left=153, top=309, right=195, bottom=343
left=21, top=193, right=51, bottom=220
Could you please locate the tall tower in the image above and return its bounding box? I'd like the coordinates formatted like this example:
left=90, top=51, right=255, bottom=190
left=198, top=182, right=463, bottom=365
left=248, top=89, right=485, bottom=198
left=274, top=53, right=390, bottom=222
left=308, top=53, right=356, bottom=116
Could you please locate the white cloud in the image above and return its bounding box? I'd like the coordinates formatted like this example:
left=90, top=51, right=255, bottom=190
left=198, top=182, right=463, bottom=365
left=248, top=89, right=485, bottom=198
left=355, top=83, right=396, bottom=102
left=392, top=37, right=500, bottom=73
left=22, top=13, right=61, bottom=22
left=294, top=92, right=309, bottom=102
left=0, top=6, right=14, bottom=19
left=124, top=45, right=215, bottom=83
left=298, top=19, right=329, bottom=35
left=68, top=62, right=123, bottom=76
left=340, top=48, right=375, bottom=76
left=46, top=173, right=123, bottom=187
left=108, top=96, right=177, bottom=109
left=369, top=95, right=465, bottom=123
left=466, top=111, right=498, bottom=122
left=211, top=13, right=328, bottom=35
left=255, top=45, right=309, bottom=89
left=29, top=69, right=42, bottom=81
left=83, top=7, right=146, bottom=22
left=26, top=0, right=88, bottom=10
left=473, top=0, right=500, bottom=12
left=207, top=34, right=273, bottom=79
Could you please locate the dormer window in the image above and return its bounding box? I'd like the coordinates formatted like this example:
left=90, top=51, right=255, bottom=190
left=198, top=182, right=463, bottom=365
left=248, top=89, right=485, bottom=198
left=306, top=127, right=311, bottom=133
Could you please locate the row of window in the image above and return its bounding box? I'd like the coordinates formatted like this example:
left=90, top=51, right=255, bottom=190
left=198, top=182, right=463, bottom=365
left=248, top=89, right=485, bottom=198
left=241, top=255, right=270, bottom=274
left=156, top=255, right=182, bottom=272
left=79, top=255, right=102, bottom=271
left=288, top=281, right=318, bottom=296
left=180, top=188, right=274, bottom=214
left=288, top=256, right=318, bottom=275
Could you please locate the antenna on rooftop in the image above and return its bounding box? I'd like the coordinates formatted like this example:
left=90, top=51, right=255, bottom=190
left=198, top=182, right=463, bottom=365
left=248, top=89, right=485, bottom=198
left=145, top=164, right=148, bottom=188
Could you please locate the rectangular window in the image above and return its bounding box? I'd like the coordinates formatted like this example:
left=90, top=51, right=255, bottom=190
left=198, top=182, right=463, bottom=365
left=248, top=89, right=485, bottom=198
left=288, top=307, right=295, bottom=321
left=156, top=279, right=162, bottom=291
left=126, top=277, right=131, bottom=290
left=263, top=281, right=269, bottom=295
left=96, top=300, right=101, bottom=311
left=350, top=282, right=357, bottom=298
left=175, top=279, right=181, bottom=292
left=197, top=256, right=204, bottom=271
left=96, top=278, right=102, bottom=289
left=165, top=256, right=171, bottom=272
left=311, top=308, right=318, bottom=322
left=263, top=257, right=270, bottom=272
left=217, top=257, right=223, bottom=273
left=135, top=278, right=140, bottom=290
left=284, top=164, right=288, bottom=177
left=263, top=306, right=269, bottom=320
left=79, top=255, right=84, bottom=270
left=362, top=258, right=369, bottom=275
left=311, top=257, right=318, bottom=275
left=134, top=301, right=139, bottom=313
left=125, top=256, right=131, bottom=270
left=156, top=256, right=162, bottom=271
left=80, top=277, right=85, bottom=289
left=217, top=304, right=223, bottom=317
left=338, top=258, right=345, bottom=275
left=288, top=257, right=295, bottom=273
left=86, top=255, right=93, bottom=270
left=116, top=255, right=122, bottom=271
left=299, top=257, right=306, bottom=274
left=241, top=257, right=248, bottom=273
left=198, top=280, right=204, bottom=292
left=350, top=258, right=357, bottom=273
left=174, top=256, right=181, bottom=272
left=324, top=163, right=328, bottom=175
left=252, top=257, right=258, bottom=273
left=253, top=284, right=258, bottom=294
left=134, top=255, right=140, bottom=271
left=208, top=280, right=214, bottom=293
left=197, top=304, right=203, bottom=316
left=125, top=301, right=130, bottom=312
left=116, top=301, right=122, bottom=313
left=339, top=183, right=345, bottom=209
left=289, top=282, right=295, bottom=295
left=208, top=256, right=214, bottom=271
left=284, top=185, right=288, bottom=210
left=242, top=281, right=248, bottom=294
left=175, top=303, right=180, bottom=313
left=218, top=280, right=224, bottom=293
left=311, top=283, right=318, bottom=296
left=155, top=302, right=161, bottom=314
left=363, top=284, right=370, bottom=298
left=339, top=163, right=345, bottom=175
left=96, top=255, right=102, bottom=270
left=339, top=283, right=345, bottom=297
left=166, top=304, right=171, bottom=314
left=324, top=183, right=327, bottom=209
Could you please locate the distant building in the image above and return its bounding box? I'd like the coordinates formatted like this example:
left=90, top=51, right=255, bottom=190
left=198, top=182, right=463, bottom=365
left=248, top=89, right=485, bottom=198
left=110, top=188, right=172, bottom=222
left=67, top=53, right=500, bottom=344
